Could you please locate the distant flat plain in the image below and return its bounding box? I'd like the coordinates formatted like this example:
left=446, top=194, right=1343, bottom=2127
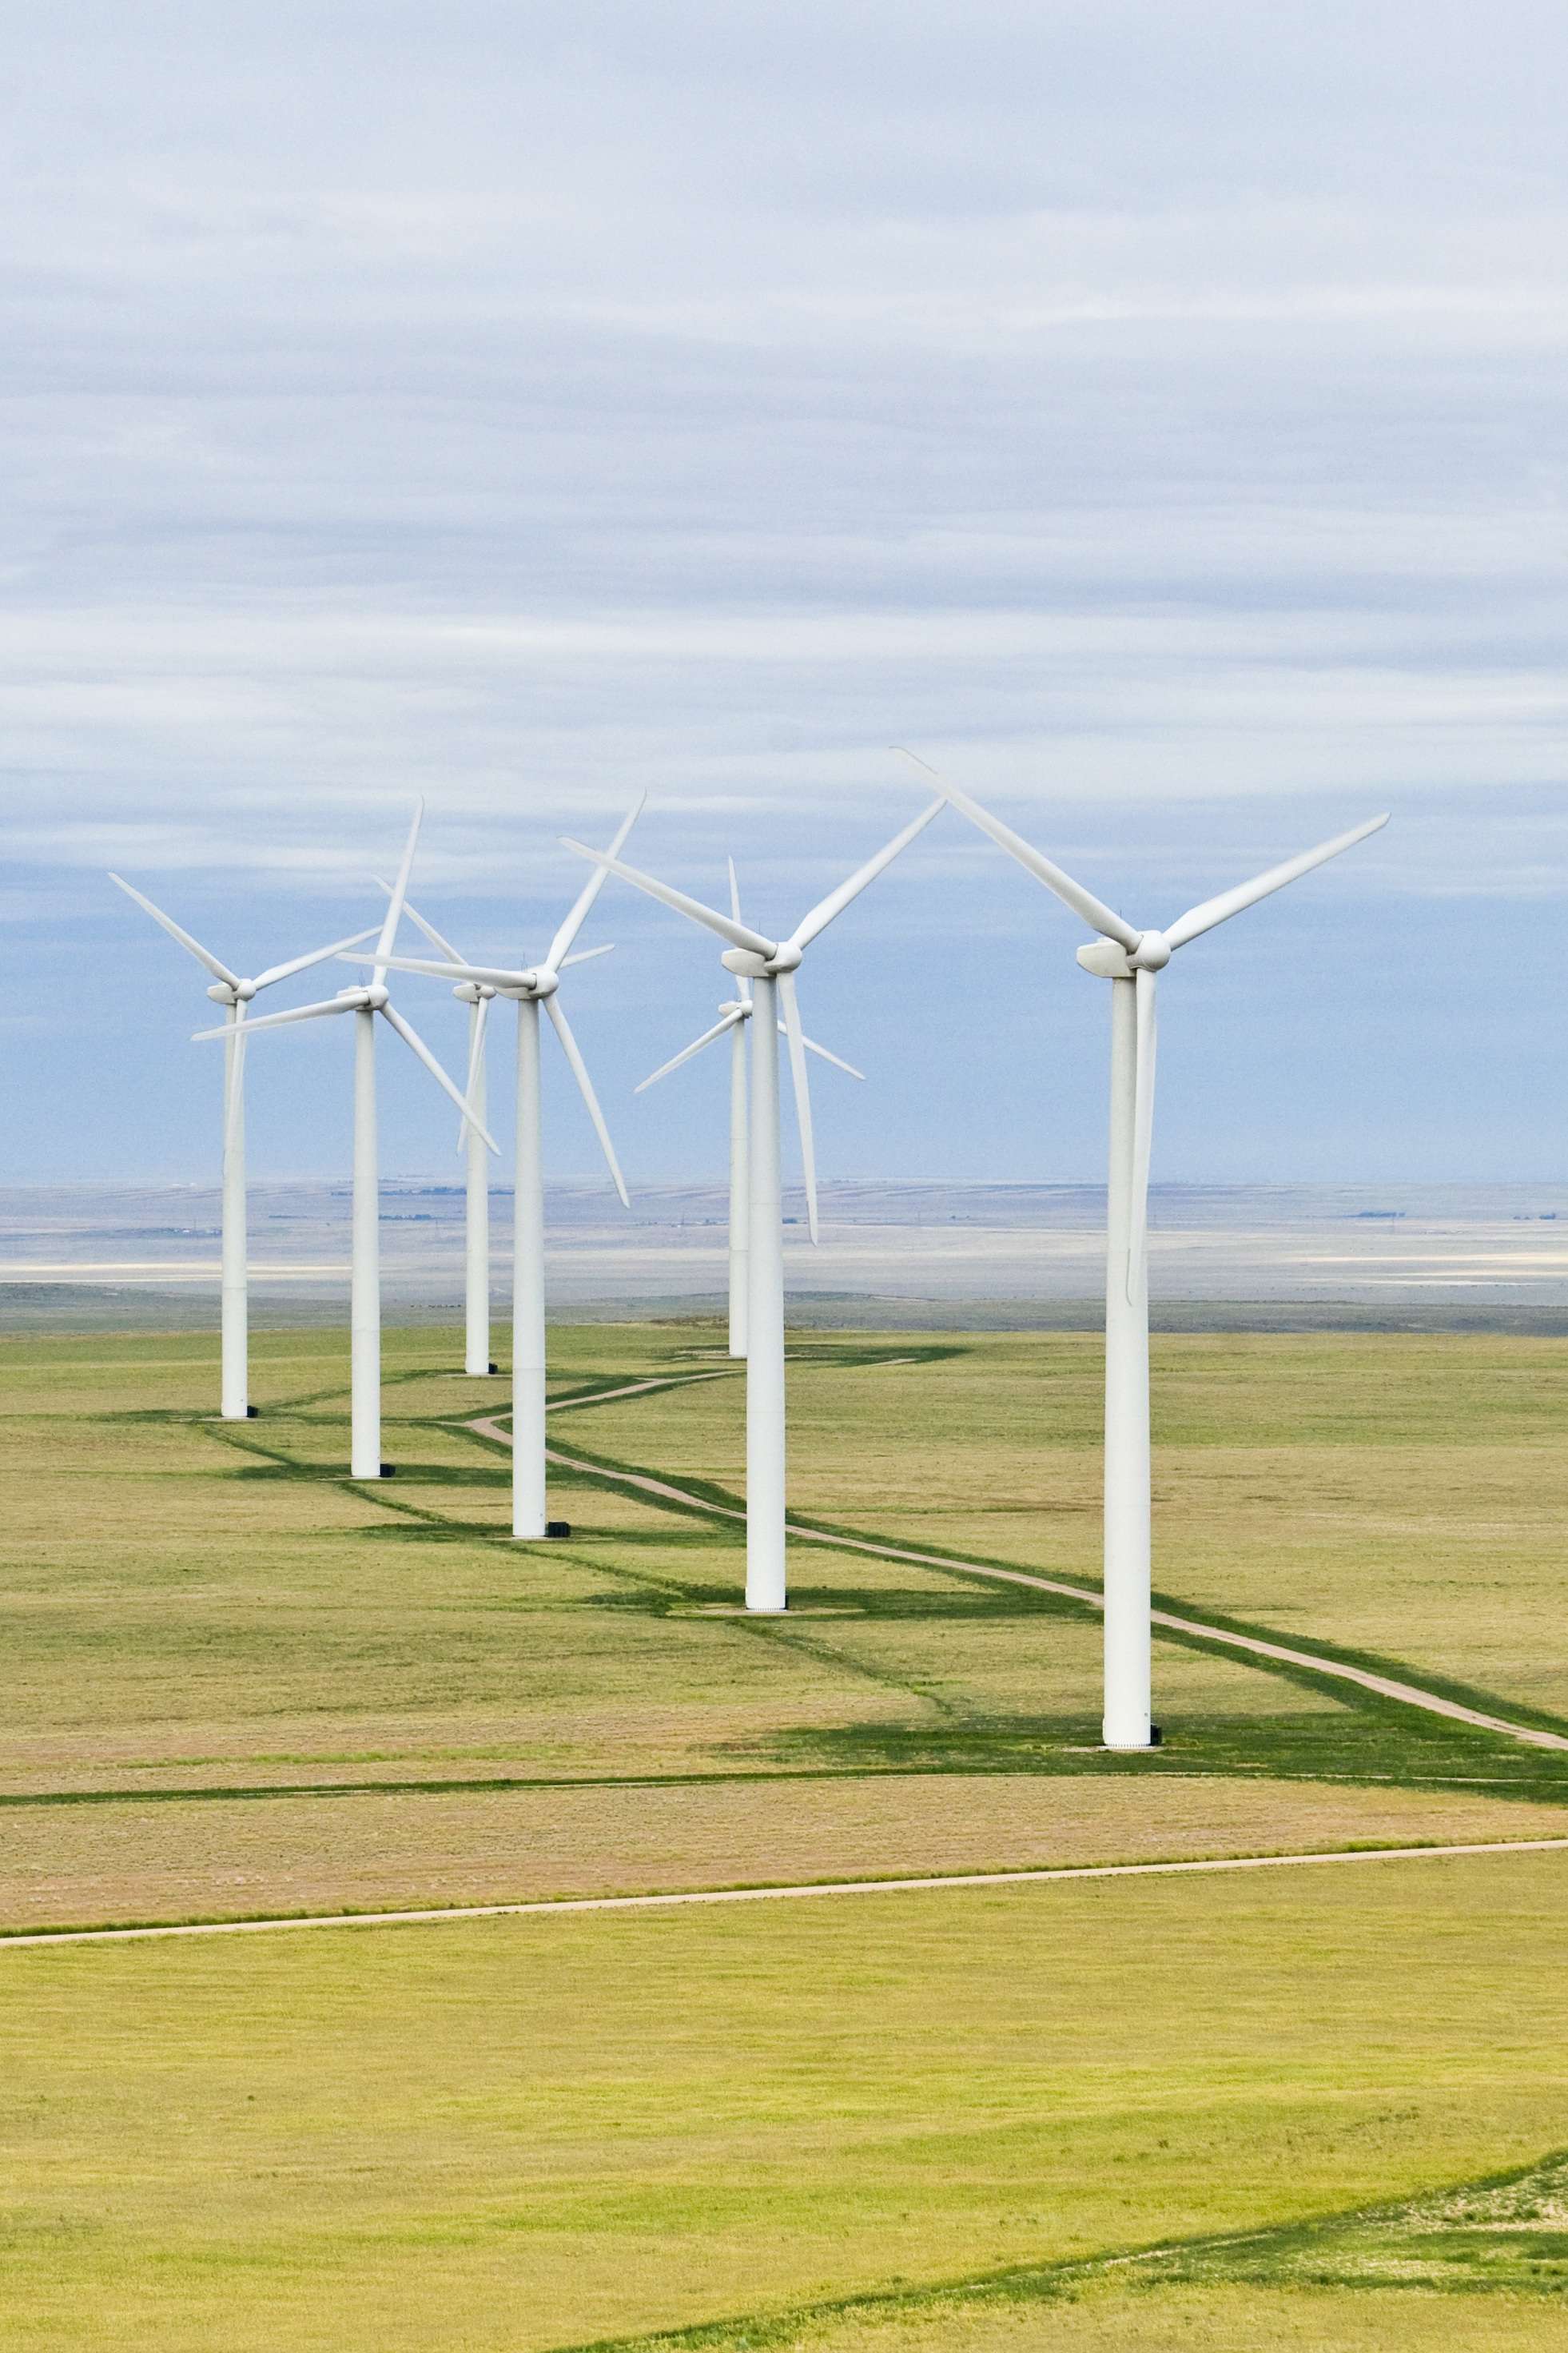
left=5, top=1178, right=1568, bottom=1327
left=2, top=1313, right=1567, bottom=2347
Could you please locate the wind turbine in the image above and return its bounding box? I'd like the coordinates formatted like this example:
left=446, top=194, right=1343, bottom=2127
left=567, top=797, right=945, bottom=1610
left=635, top=858, right=864, bottom=1358
left=109, top=874, right=379, bottom=1421
left=357, top=801, right=641, bottom=1539
left=905, top=750, right=1387, bottom=1750
left=193, top=802, right=497, bottom=1479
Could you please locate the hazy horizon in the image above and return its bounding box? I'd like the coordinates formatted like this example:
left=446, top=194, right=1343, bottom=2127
left=6, top=1178, right=1567, bottom=1327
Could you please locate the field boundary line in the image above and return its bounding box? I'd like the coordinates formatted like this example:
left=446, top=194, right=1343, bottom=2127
left=472, top=1416, right=1568, bottom=1754
left=7, top=1836, right=1567, bottom=1950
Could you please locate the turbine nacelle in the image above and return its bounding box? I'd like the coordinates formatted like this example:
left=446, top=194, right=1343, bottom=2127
left=335, top=983, right=386, bottom=1011
left=452, top=981, right=498, bottom=1005
left=722, top=942, right=802, bottom=979
left=1077, top=940, right=1135, bottom=980
left=1076, top=930, right=1171, bottom=979
left=490, top=967, right=556, bottom=1001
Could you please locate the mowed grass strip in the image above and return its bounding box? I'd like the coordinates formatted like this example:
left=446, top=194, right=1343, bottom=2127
left=2, top=1852, right=1566, bottom=2351
left=6, top=1772, right=1568, bottom=1933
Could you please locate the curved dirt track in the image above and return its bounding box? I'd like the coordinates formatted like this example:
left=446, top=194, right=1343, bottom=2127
left=464, top=1376, right=1568, bottom=1757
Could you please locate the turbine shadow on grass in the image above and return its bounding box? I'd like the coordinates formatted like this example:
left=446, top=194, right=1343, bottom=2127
left=557, top=2144, right=1568, bottom=2353
left=193, top=1347, right=1568, bottom=1807
left=754, top=1710, right=1568, bottom=1806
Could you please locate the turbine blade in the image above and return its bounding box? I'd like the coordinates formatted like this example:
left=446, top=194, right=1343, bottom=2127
left=109, top=874, right=241, bottom=989
left=456, top=992, right=491, bottom=1151
left=559, top=942, right=615, bottom=969
left=1163, top=814, right=1390, bottom=951
left=546, top=795, right=645, bottom=971
left=191, top=993, right=361, bottom=1042
left=796, top=1029, right=866, bottom=1081
left=373, top=799, right=424, bottom=982
left=379, top=1001, right=499, bottom=1155
left=374, top=878, right=466, bottom=968
left=546, top=996, right=630, bottom=1207
left=786, top=798, right=945, bottom=952
left=728, top=858, right=752, bottom=1001
left=1127, top=968, right=1158, bottom=1304
left=561, top=838, right=778, bottom=958
left=250, top=925, right=382, bottom=992
left=635, top=1009, right=746, bottom=1093
left=341, top=951, right=539, bottom=991
left=778, top=972, right=818, bottom=1244
left=896, top=750, right=1144, bottom=953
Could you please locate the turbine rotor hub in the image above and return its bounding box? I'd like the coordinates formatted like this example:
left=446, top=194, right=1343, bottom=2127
left=1130, top=930, right=1171, bottom=971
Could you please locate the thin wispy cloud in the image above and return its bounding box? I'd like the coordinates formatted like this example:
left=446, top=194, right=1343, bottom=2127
left=1, top=2, right=1563, bottom=1180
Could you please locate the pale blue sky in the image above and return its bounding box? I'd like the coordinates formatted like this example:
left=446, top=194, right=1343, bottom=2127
left=2, top=2, right=1563, bottom=1184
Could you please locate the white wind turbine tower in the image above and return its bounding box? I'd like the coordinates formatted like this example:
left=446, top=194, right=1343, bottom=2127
left=109, top=874, right=379, bottom=1421
left=635, top=857, right=864, bottom=1359
left=906, top=751, right=1387, bottom=1750
left=361, top=801, right=641, bottom=1540
left=567, top=797, right=945, bottom=1610
left=192, top=802, right=496, bottom=1479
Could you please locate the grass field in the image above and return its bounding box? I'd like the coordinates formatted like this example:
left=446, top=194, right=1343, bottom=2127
left=2, top=1320, right=1566, bottom=2347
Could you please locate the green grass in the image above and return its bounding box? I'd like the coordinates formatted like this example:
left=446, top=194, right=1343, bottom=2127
left=586, top=1328, right=1568, bottom=1723
left=3, top=1320, right=1568, bottom=1920
left=4, top=1855, right=1568, bottom=2351
left=4, top=1320, right=1568, bottom=2347
left=583, top=2143, right=1568, bottom=2352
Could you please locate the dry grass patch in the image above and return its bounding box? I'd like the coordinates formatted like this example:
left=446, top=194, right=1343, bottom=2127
left=4, top=1771, right=1566, bottom=1933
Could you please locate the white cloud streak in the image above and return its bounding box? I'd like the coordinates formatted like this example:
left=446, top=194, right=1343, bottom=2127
left=1, top=4, right=1566, bottom=902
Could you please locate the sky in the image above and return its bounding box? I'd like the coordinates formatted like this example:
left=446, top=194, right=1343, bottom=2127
left=2, top=0, right=1566, bottom=1188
